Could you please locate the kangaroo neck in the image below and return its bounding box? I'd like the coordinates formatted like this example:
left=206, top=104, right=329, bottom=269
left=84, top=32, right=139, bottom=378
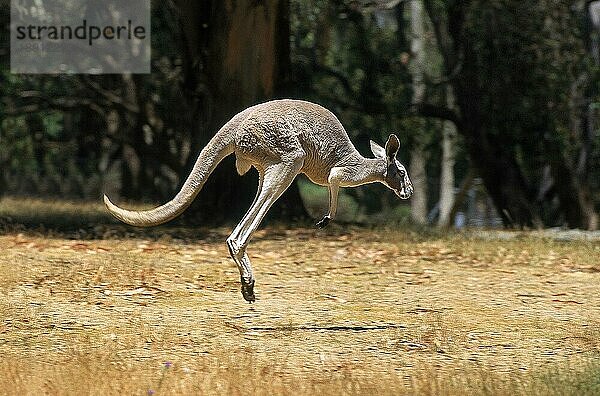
left=338, top=154, right=387, bottom=187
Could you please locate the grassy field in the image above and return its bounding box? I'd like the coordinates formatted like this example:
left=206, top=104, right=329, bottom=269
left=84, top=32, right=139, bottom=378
left=0, top=198, right=599, bottom=395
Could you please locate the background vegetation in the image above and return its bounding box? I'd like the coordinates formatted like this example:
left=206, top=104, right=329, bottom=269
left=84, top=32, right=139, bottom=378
left=1, top=0, right=600, bottom=228
left=1, top=3, right=600, bottom=394
left=0, top=199, right=598, bottom=395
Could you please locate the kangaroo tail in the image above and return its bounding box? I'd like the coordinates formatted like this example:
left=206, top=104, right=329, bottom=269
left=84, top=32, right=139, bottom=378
left=104, top=125, right=236, bottom=227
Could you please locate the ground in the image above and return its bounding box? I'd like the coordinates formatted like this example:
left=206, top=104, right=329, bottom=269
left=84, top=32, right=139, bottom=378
left=0, top=199, right=599, bottom=395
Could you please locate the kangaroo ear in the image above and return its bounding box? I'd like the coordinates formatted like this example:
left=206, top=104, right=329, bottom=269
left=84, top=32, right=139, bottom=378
left=370, top=140, right=386, bottom=159
left=385, top=134, right=400, bottom=160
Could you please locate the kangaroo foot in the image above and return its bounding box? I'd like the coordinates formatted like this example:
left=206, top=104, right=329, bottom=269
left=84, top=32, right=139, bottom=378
left=316, top=215, right=331, bottom=228
left=240, top=277, right=256, bottom=303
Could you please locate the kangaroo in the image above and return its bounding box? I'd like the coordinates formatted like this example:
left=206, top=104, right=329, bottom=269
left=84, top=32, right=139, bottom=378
left=104, top=99, right=413, bottom=302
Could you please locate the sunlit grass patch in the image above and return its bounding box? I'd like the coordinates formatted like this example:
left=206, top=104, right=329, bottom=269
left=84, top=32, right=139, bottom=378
left=0, top=196, right=221, bottom=240
left=0, top=199, right=599, bottom=395
left=0, top=353, right=598, bottom=395
left=0, top=196, right=113, bottom=232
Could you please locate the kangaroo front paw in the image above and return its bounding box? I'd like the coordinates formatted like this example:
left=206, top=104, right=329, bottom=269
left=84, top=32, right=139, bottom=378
left=316, top=215, right=331, bottom=229
left=240, top=278, right=256, bottom=303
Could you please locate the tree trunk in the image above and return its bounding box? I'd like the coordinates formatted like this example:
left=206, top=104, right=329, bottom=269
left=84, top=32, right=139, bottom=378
left=175, top=0, right=306, bottom=224
left=409, top=0, right=429, bottom=225
left=120, top=145, right=141, bottom=200
left=410, top=150, right=429, bottom=224
left=424, top=1, right=543, bottom=228
left=545, top=130, right=599, bottom=230
left=438, top=86, right=456, bottom=227
left=454, top=64, right=542, bottom=229
left=459, top=117, right=542, bottom=228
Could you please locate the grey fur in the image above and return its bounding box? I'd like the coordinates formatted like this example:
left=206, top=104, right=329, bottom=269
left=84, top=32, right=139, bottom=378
left=104, top=99, right=413, bottom=302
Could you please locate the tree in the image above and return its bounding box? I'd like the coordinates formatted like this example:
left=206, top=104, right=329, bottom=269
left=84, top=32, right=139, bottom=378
left=174, top=0, right=307, bottom=224
left=422, top=0, right=598, bottom=229
left=438, top=85, right=457, bottom=228
left=408, top=0, right=429, bottom=225
left=291, top=0, right=418, bottom=218
left=0, top=4, right=193, bottom=202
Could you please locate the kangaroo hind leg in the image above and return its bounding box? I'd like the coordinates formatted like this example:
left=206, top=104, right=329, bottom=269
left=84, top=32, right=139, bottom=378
left=226, top=171, right=264, bottom=301
left=226, top=156, right=304, bottom=302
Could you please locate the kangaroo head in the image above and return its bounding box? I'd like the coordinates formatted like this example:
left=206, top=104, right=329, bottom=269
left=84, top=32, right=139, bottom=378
left=370, top=134, right=413, bottom=200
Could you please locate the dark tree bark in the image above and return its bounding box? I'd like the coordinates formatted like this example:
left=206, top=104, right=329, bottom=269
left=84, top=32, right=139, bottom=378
left=545, top=144, right=598, bottom=229
left=423, top=0, right=599, bottom=229
left=423, top=0, right=543, bottom=228
left=174, top=0, right=307, bottom=224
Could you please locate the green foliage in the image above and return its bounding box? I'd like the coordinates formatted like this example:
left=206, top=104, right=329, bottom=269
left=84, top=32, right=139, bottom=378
left=0, top=2, right=189, bottom=200
left=1, top=0, right=598, bottom=226
left=298, top=176, right=361, bottom=222
left=291, top=0, right=436, bottom=215
left=420, top=0, right=600, bottom=227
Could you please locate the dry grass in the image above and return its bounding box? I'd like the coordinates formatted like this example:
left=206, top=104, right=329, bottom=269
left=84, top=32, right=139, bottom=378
left=0, top=198, right=599, bottom=395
